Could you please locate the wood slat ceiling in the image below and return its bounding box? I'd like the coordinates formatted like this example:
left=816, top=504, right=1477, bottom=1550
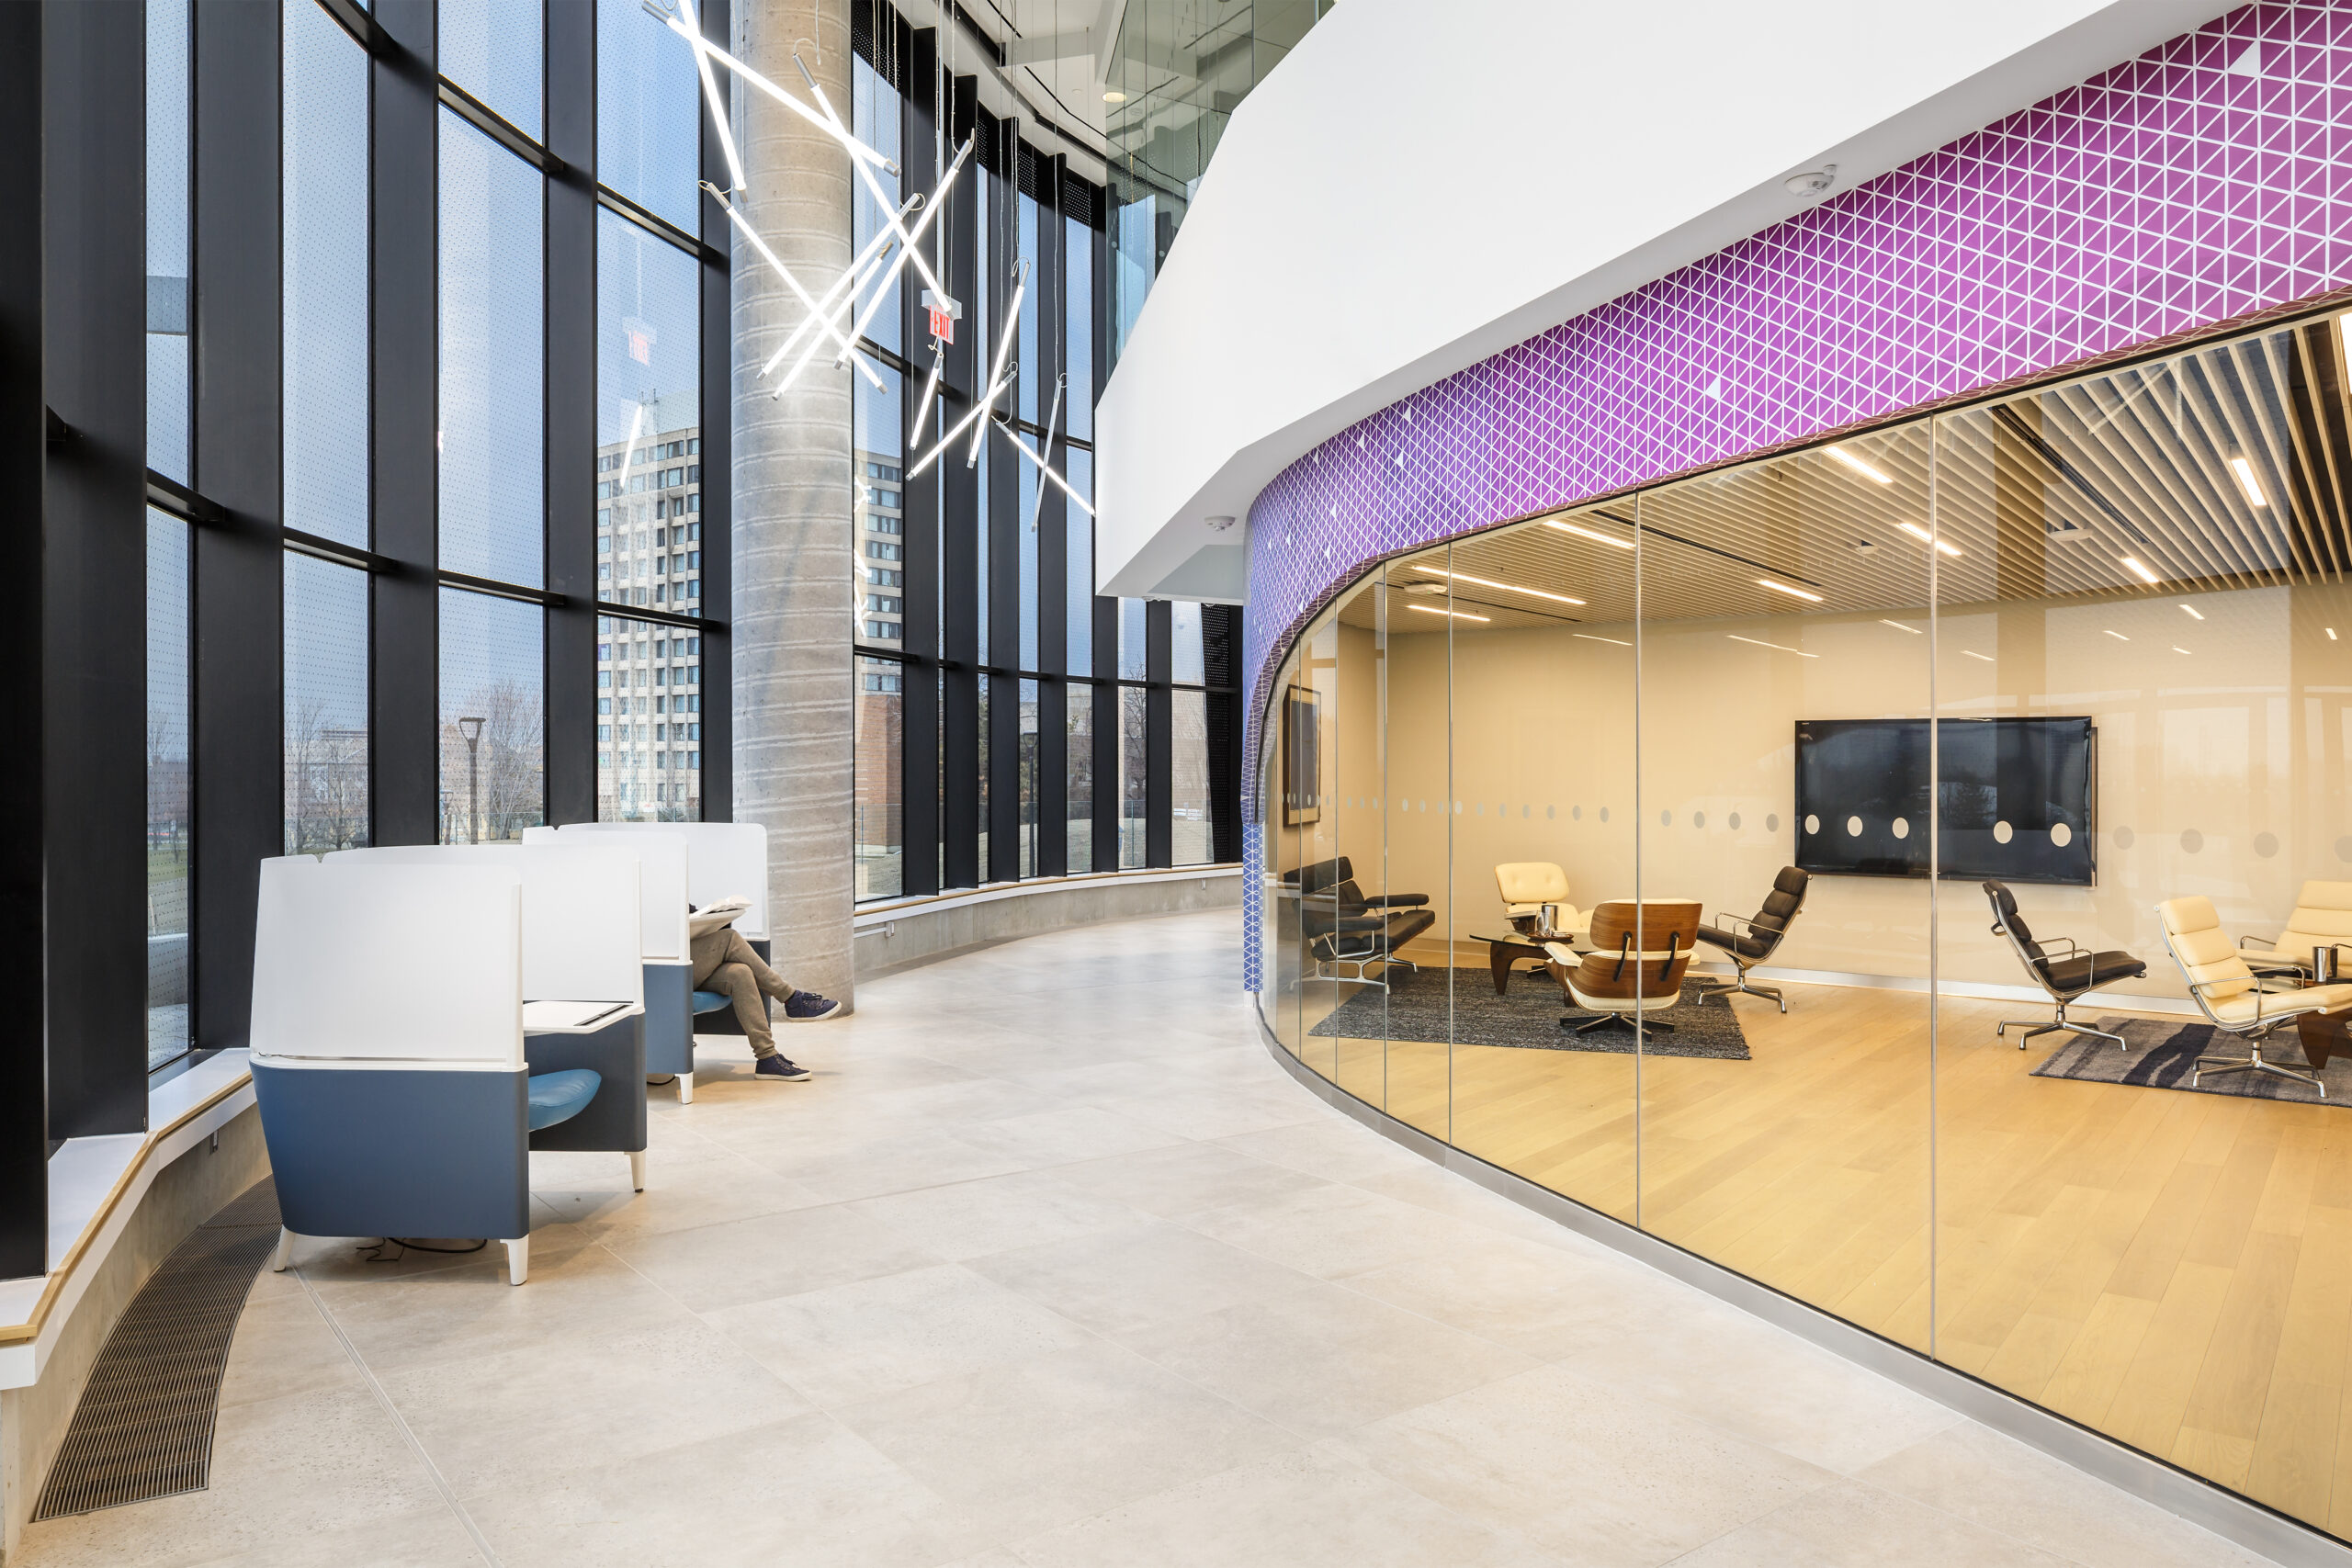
left=1333, top=314, right=2352, bottom=636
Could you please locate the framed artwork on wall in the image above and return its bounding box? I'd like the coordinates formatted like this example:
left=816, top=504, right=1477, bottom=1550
left=1283, top=685, right=1320, bottom=826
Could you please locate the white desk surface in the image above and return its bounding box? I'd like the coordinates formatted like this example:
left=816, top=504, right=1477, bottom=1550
left=521, top=999, right=643, bottom=1033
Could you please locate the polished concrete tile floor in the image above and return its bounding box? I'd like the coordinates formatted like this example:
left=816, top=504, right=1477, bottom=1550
left=19, top=913, right=2284, bottom=1567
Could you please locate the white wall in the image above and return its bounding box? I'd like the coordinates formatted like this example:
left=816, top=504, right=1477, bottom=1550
left=1094, top=0, right=2216, bottom=603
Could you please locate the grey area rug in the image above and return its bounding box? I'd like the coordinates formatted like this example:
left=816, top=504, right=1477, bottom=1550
left=1309, top=966, right=1751, bottom=1060
left=2031, top=1017, right=2350, bottom=1106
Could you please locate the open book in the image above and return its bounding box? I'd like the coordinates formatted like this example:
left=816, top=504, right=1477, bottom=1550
left=688, top=896, right=752, bottom=940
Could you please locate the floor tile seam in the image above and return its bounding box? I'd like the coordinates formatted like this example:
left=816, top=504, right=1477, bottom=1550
left=988, top=1437, right=1576, bottom=1567
left=289, top=1267, right=504, bottom=1568
left=1830, top=1461, right=2249, bottom=1568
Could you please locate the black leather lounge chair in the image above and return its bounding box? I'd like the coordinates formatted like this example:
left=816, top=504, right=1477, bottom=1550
left=1287, top=856, right=1434, bottom=989
left=1984, top=879, right=2146, bottom=1049
left=1693, top=866, right=1810, bottom=1012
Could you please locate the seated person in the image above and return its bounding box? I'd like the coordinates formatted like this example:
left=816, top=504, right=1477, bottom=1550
left=691, top=900, right=840, bottom=1081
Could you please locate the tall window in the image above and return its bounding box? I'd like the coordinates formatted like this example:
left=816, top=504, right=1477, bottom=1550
left=146, top=512, right=191, bottom=1070
left=846, top=5, right=1240, bottom=900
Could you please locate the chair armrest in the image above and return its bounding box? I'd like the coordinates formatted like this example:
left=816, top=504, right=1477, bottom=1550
left=1358, top=893, right=1430, bottom=908
left=2188, top=976, right=2267, bottom=1023
left=1718, top=913, right=1758, bottom=937
left=2027, top=935, right=2084, bottom=962
left=2240, top=933, right=2281, bottom=953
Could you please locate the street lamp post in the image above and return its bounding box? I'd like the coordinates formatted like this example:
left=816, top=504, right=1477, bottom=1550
left=458, top=716, right=487, bottom=843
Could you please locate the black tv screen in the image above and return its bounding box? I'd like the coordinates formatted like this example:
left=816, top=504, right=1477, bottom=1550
left=1792, top=718, right=2096, bottom=885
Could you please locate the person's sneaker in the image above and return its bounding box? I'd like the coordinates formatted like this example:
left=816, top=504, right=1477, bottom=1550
left=753, top=1055, right=812, bottom=1081
left=783, top=992, right=842, bottom=1021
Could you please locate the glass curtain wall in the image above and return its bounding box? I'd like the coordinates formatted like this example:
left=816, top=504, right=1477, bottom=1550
left=849, top=2, right=1239, bottom=903
left=129, top=0, right=729, bottom=1075
left=1253, top=301, right=2352, bottom=1540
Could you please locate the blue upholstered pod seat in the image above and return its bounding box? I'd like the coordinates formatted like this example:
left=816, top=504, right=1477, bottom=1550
left=527, top=1068, right=602, bottom=1130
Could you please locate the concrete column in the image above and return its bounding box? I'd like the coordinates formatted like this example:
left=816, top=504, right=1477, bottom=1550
left=730, top=0, right=855, bottom=1007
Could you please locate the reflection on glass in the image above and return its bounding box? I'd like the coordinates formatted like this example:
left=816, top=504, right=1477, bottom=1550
left=1931, top=321, right=2352, bottom=1529
left=1172, top=690, right=1211, bottom=866
left=1067, top=451, right=1094, bottom=672
left=850, top=53, right=903, bottom=358
left=1065, top=214, right=1094, bottom=440
left=1068, top=683, right=1094, bottom=872
left=1020, top=677, right=1041, bottom=877
left=440, top=0, right=543, bottom=138
left=1119, top=685, right=1148, bottom=868
left=597, top=616, right=702, bottom=821
left=854, top=368, right=906, bottom=652
left=440, top=588, right=544, bottom=842
left=147, top=511, right=191, bottom=1070
left=285, top=555, right=371, bottom=856
left=1171, top=600, right=1204, bottom=683
left=147, top=0, right=191, bottom=482
left=1244, top=302, right=2352, bottom=1542
left=855, top=654, right=904, bottom=897
left=597, top=0, right=700, bottom=233
left=441, top=111, right=545, bottom=585
left=1118, top=597, right=1147, bottom=681
left=284, top=0, right=369, bottom=547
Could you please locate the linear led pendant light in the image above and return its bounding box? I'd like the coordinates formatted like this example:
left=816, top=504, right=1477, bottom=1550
left=662, top=1, right=897, bottom=176
left=969, top=260, right=1030, bottom=468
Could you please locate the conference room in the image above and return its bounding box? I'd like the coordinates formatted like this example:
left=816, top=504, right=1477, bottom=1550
left=1260, top=303, right=2352, bottom=1533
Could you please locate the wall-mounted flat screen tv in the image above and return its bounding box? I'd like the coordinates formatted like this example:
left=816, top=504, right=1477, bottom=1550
left=1792, top=717, right=2096, bottom=885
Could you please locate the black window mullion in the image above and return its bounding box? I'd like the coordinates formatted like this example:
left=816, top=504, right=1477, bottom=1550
left=1205, top=603, right=1242, bottom=862
left=1087, top=209, right=1117, bottom=871
left=1146, top=599, right=1171, bottom=868
left=985, top=119, right=1020, bottom=885
left=0, top=1, right=41, bottom=1270
left=697, top=0, right=733, bottom=820
left=895, top=24, right=941, bottom=896
left=543, top=2, right=594, bottom=825
left=193, top=0, right=285, bottom=1056
left=371, top=0, right=438, bottom=845
left=1033, top=154, right=1068, bottom=878
left=937, top=72, right=981, bottom=890
left=43, top=0, right=147, bottom=1138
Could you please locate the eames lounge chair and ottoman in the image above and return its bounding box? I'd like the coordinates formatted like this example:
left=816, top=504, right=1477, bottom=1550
left=1984, top=879, right=2148, bottom=1050
left=1546, top=899, right=1702, bottom=1036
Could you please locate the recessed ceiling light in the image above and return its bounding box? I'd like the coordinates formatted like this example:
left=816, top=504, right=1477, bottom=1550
left=2179, top=603, right=2204, bottom=620
left=1962, top=650, right=1994, bottom=661
left=2174, top=645, right=2192, bottom=655
left=1102, top=90, right=1126, bottom=103
left=1405, top=603, right=1489, bottom=623
left=1545, top=520, right=1634, bottom=549
left=1894, top=521, right=1962, bottom=557
left=2330, top=627, right=2340, bottom=640
left=2104, top=629, right=2130, bottom=640
left=1824, top=445, right=1893, bottom=484
left=1757, top=577, right=1823, bottom=603
left=1415, top=565, right=1585, bottom=606
left=1573, top=633, right=1631, bottom=647
left=2229, top=455, right=2267, bottom=508
left=2119, top=556, right=2161, bottom=585
left=1728, top=634, right=1817, bottom=658
left=1878, top=619, right=1921, bottom=634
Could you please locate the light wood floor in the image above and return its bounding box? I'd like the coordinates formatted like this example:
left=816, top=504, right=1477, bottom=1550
left=1272, top=955, right=2352, bottom=1539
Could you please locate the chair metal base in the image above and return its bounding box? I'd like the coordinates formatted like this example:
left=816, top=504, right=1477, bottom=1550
left=1564, top=1011, right=1675, bottom=1035
left=1311, top=953, right=1413, bottom=991
left=1996, top=1001, right=2125, bottom=1051
left=2195, top=1041, right=2325, bottom=1097
left=1691, top=972, right=1785, bottom=1013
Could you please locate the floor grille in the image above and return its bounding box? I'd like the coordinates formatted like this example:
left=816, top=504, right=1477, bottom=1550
left=32, top=1178, right=280, bottom=1520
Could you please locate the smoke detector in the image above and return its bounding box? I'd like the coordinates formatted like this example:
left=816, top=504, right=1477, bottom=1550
left=1784, top=164, right=1837, bottom=197
left=1204, top=514, right=1236, bottom=532
left=1401, top=581, right=1445, bottom=596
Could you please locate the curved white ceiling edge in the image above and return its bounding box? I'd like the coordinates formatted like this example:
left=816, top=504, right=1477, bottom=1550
left=1092, top=0, right=2222, bottom=604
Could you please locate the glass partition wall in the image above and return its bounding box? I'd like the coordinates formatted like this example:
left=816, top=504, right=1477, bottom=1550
left=1253, top=303, right=2352, bottom=1540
